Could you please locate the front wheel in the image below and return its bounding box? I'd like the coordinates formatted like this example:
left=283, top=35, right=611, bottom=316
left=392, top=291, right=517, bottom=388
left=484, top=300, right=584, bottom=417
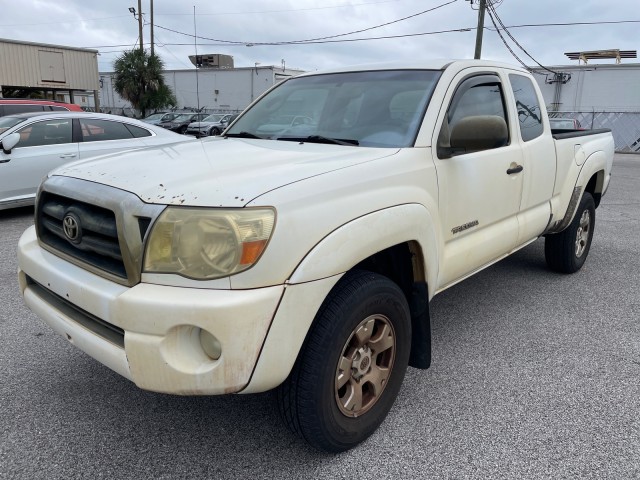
left=210, top=127, right=221, bottom=136
left=545, top=192, right=596, bottom=273
left=277, top=270, right=411, bottom=452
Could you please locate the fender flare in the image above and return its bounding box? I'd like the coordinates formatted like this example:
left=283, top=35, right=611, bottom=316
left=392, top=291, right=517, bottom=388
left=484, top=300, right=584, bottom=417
left=549, top=150, right=608, bottom=234
left=242, top=204, right=441, bottom=393
left=289, top=203, right=440, bottom=294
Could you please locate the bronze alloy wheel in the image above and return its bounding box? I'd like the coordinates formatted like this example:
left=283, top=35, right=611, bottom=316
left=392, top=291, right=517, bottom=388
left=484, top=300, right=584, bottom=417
left=335, top=314, right=396, bottom=417
left=575, top=209, right=591, bottom=258
left=277, top=270, right=411, bottom=452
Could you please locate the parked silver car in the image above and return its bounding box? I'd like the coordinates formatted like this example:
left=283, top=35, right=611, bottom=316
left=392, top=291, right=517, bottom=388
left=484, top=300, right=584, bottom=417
left=0, top=112, right=194, bottom=210
left=185, top=113, right=232, bottom=137
left=141, top=112, right=176, bottom=126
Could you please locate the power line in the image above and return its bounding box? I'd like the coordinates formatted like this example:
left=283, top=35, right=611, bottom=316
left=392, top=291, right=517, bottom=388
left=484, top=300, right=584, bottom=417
left=85, top=16, right=640, bottom=50
left=91, top=27, right=472, bottom=51
left=152, top=0, right=459, bottom=46
left=486, top=2, right=557, bottom=74
left=485, top=6, right=530, bottom=70
left=487, top=19, right=640, bottom=30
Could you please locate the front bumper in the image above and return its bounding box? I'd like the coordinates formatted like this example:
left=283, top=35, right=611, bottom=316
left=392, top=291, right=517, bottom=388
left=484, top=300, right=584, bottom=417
left=18, top=226, right=284, bottom=395
left=185, top=128, right=208, bottom=137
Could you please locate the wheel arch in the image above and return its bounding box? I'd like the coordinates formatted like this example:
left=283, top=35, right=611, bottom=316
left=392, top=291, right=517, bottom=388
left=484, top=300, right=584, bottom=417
left=578, top=150, right=608, bottom=208
left=243, top=205, right=439, bottom=393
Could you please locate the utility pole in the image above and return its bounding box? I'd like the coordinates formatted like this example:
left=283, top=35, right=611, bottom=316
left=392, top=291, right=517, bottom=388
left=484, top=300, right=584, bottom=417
left=138, top=0, right=144, bottom=51
left=150, top=0, right=154, bottom=56
left=474, top=0, right=487, bottom=59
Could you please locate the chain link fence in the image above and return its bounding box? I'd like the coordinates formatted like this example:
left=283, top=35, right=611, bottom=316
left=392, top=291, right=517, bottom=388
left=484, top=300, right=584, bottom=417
left=549, top=111, right=640, bottom=153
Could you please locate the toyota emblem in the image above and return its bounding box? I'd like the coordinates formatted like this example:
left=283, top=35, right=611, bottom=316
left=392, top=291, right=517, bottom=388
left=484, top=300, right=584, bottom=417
left=62, top=213, right=82, bottom=244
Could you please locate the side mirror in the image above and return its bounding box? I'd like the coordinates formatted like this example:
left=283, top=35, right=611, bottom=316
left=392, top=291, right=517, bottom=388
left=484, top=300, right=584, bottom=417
left=439, top=115, right=508, bottom=158
left=1, top=132, right=20, bottom=154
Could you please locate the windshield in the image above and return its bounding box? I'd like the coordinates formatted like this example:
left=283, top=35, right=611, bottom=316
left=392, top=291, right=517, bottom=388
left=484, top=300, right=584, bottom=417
left=226, top=69, right=441, bottom=147
left=203, top=114, right=225, bottom=122
left=0, top=116, right=28, bottom=135
left=144, top=113, right=165, bottom=121
left=174, top=114, right=194, bottom=122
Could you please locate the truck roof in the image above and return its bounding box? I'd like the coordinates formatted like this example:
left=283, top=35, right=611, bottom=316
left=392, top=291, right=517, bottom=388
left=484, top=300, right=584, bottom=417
left=297, top=59, right=530, bottom=77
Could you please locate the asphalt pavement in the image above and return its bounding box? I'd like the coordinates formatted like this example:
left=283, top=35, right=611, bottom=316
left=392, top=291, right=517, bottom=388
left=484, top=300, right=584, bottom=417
left=1, top=154, right=638, bottom=479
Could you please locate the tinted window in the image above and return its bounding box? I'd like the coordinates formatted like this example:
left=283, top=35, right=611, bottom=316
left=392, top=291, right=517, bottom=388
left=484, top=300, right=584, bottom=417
left=4, top=104, right=45, bottom=115
left=439, top=75, right=509, bottom=156
left=509, top=74, right=543, bottom=141
left=0, top=116, right=28, bottom=134
left=16, top=119, right=72, bottom=147
left=50, top=106, right=68, bottom=111
left=79, top=119, right=135, bottom=142
left=125, top=124, right=152, bottom=138
left=448, top=82, right=507, bottom=127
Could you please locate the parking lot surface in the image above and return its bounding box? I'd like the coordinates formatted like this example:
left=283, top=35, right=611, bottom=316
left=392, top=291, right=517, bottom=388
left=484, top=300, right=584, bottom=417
left=1, top=154, right=638, bottom=479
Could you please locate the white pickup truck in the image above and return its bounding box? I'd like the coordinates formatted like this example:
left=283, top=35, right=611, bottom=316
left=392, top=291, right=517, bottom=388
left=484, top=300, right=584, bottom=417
left=16, top=60, right=614, bottom=452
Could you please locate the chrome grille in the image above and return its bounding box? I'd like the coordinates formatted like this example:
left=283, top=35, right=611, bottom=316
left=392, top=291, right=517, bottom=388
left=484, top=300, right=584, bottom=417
left=37, top=192, right=126, bottom=278
left=35, top=176, right=166, bottom=286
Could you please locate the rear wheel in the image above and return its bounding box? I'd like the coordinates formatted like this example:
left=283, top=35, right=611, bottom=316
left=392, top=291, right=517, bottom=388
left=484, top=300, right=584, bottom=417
left=545, top=192, right=596, bottom=273
left=277, top=270, right=411, bottom=452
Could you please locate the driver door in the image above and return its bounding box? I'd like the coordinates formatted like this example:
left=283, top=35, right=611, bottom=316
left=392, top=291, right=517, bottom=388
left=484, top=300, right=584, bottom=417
left=433, top=71, right=524, bottom=287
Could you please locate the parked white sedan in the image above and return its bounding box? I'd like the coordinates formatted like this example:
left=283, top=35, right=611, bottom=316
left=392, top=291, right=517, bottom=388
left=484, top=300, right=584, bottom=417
left=0, top=112, right=194, bottom=210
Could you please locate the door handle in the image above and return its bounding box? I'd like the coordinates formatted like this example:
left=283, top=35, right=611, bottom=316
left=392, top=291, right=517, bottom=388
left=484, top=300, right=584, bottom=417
left=59, top=153, right=77, bottom=159
left=0, top=159, right=9, bottom=163
left=506, top=165, right=523, bottom=175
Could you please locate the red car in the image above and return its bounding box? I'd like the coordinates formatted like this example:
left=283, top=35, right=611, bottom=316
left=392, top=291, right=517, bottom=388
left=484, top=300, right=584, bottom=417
left=0, top=99, right=83, bottom=117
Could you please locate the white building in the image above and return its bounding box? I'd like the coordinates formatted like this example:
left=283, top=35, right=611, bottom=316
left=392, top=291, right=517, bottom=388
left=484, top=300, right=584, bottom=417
left=531, top=61, right=640, bottom=152
left=99, top=65, right=305, bottom=115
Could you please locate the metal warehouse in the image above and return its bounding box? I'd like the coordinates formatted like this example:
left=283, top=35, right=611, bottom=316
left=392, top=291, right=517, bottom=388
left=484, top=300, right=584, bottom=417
left=532, top=52, right=640, bottom=153
left=0, top=38, right=100, bottom=109
left=99, top=63, right=305, bottom=115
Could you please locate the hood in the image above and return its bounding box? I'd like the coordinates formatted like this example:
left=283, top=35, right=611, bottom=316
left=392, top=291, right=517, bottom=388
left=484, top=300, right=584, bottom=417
left=187, top=121, right=220, bottom=128
left=53, top=137, right=399, bottom=207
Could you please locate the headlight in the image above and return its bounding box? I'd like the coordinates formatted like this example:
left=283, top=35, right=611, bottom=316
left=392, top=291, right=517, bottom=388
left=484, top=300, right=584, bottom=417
left=143, top=207, right=275, bottom=280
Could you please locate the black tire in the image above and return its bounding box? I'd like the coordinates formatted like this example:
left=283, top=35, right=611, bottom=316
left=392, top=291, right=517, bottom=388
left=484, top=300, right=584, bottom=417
left=179, top=125, right=187, bottom=134
left=545, top=192, right=596, bottom=273
left=277, top=270, right=411, bottom=452
left=210, top=127, right=221, bottom=136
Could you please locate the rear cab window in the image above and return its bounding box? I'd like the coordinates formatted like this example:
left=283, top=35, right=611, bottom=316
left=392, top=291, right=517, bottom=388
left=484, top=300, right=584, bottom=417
left=508, top=74, right=544, bottom=141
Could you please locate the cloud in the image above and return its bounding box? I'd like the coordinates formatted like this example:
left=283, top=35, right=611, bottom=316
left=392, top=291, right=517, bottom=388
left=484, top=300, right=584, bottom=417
left=1, top=0, right=638, bottom=72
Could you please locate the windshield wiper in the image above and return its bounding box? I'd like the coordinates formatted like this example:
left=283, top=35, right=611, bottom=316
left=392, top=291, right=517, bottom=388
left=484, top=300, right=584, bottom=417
left=277, top=135, right=359, bottom=146
left=225, top=131, right=264, bottom=139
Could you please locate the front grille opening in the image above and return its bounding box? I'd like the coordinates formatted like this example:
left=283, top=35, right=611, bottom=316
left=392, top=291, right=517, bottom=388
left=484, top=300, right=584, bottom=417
left=37, top=192, right=126, bottom=279
left=27, top=276, right=125, bottom=349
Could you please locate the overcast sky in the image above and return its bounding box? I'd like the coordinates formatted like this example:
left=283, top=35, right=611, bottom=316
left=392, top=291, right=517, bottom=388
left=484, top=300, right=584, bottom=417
left=1, top=0, right=638, bottom=73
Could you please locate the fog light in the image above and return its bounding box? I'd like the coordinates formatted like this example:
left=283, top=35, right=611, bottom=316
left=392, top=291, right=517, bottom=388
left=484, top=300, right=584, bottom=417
left=199, top=329, right=222, bottom=360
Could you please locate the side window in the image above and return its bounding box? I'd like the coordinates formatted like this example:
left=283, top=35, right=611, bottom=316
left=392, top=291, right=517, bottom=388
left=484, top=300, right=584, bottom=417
left=50, top=106, right=68, bottom=111
left=15, top=119, right=73, bottom=147
left=125, top=124, right=152, bottom=138
left=509, top=74, right=543, bottom=141
left=79, top=119, right=135, bottom=142
left=438, top=75, right=509, bottom=157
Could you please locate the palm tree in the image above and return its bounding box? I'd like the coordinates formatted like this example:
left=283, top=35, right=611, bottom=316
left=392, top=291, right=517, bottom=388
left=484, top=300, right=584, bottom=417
left=113, top=49, right=177, bottom=118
